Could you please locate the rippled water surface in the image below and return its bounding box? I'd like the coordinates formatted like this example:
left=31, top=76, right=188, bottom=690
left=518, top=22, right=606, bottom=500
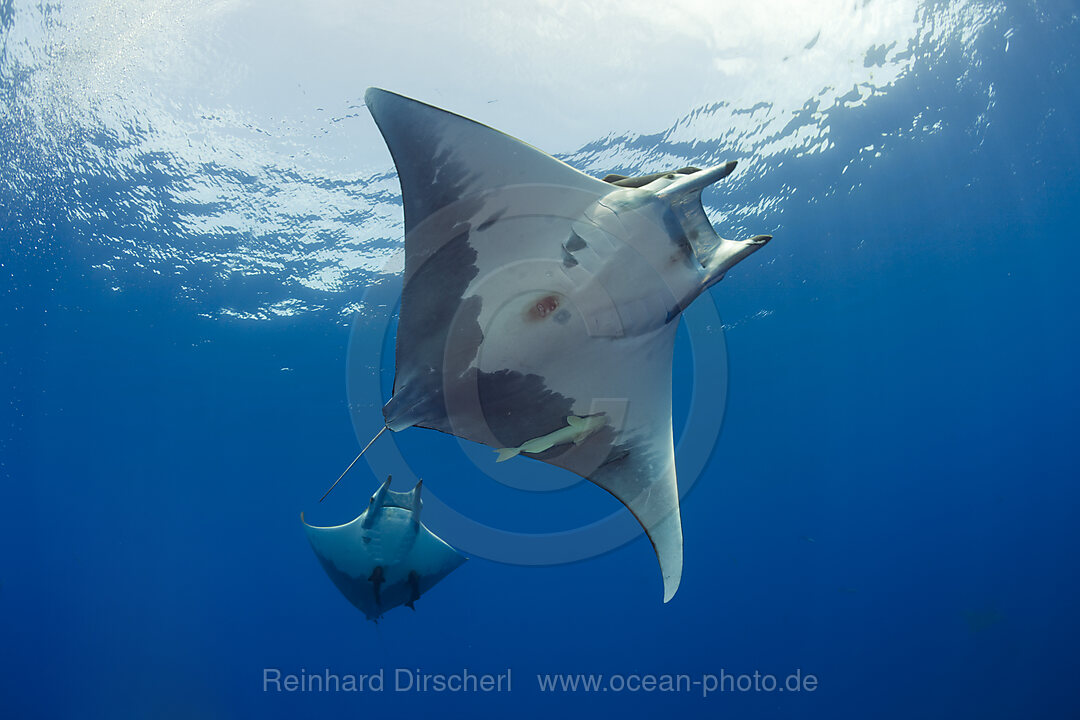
left=3, top=0, right=1007, bottom=318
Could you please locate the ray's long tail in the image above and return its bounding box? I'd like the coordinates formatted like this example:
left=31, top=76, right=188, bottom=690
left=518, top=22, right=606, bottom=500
left=319, top=426, right=387, bottom=502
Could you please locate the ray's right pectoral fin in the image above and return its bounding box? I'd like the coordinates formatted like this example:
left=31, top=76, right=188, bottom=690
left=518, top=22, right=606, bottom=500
left=402, top=525, right=468, bottom=602
left=588, top=447, right=684, bottom=603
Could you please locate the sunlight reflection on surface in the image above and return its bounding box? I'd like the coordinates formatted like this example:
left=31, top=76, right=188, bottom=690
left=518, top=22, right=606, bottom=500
left=0, top=0, right=1005, bottom=318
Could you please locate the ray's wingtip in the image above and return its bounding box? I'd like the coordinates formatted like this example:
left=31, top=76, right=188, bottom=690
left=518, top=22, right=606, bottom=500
left=662, top=577, right=681, bottom=603
left=661, top=555, right=683, bottom=603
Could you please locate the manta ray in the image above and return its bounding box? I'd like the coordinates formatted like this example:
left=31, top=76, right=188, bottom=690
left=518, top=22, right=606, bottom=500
left=304, top=476, right=466, bottom=621
left=330, top=88, right=771, bottom=602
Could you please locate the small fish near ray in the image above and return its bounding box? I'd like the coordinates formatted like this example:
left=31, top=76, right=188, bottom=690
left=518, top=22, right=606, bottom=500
left=345, top=88, right=771, bottom=602
left=304, top=476, right=466, bottom=621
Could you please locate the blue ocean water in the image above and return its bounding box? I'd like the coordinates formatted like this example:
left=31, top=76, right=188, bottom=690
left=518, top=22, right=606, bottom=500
left=2, top=2, right=1078, bottom=718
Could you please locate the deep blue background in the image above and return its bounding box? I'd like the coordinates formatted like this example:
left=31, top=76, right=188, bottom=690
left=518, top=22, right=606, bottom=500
left=2, top=3, right=1078, bottom=718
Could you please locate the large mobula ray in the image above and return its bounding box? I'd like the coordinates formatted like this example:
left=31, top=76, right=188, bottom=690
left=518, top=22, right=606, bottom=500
left=338, top=88, right=770, bottom=602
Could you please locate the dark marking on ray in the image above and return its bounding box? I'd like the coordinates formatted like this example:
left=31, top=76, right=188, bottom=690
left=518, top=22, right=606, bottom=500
left=664, top=303, right=683, bottom=324
left=460, top=370, right=577, bottom=448
left=369, top=565, right=385, bottom=607
left=603, top=167, right=702, bottom=188
left=476, top=208, right=507, bottom=231
left=601, top=448, right=631, bottom=467
left=660, top=206, right=696, bottom=261
left=385, top=228, right=485, bottom=431
left=406, top=570, right=421, bottom=610
left=565, top=230, right=586, bottom=252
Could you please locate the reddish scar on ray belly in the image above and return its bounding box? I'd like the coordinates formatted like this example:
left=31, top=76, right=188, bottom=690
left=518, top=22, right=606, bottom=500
left=527, top=294, right=560, bottom=321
